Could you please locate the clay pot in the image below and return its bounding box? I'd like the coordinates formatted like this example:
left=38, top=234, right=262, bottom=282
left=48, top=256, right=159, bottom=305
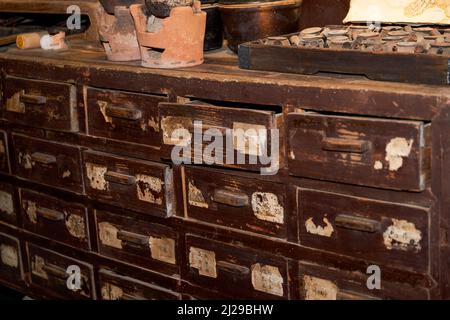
left=202, top=2, right=223, bottom=51
left=145, top=0, right=194, bottom=17
left=219, top=0, right=303, bottom=53
left=100, top=0, right=144, bottom=14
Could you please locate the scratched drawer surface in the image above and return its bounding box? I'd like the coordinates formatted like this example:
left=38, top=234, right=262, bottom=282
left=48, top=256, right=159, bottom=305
left=183, top=166, right=288, bottom=239
left=99, top=269, right=180, bottom=300
left=297, top=188, right=429, bottom=273
left=298, top=262, right=429, bottom=300
left=83, top=150, right=175, bottom=217
left=0, top=183, right=17, bottom=226
left=287, top=112, right=430, bottom=191
left=27, top=243, right=95, bottom=299
left=0, top=130, right=10, bottom=174
left=185, top=235, right=289, bottom=299
left=11, top=134, right=83, bottom=193
left=86, top=87, right=167, bottom=147
left=159, top=102, right=283, bottom=173
left=96, top=210, right=179, bottom=276
left=0, top=233, right=24, bottom=285
left=20, top=189, right=90, bottom=250
left=3, top=76, right=78, bottom=132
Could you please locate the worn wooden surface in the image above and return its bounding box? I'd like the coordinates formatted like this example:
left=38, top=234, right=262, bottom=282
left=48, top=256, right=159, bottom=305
left=0, top=33, right=449, bottom=299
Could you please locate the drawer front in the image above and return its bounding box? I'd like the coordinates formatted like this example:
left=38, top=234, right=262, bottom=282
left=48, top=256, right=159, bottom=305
left=0, top=233, right=23, bottom=285
left=12, top=134, right=83, bottom=193
left=185, top=235, right=289, bottom=299
left=99, top=269, right=180, bottom=300
left=86, top=88, right=167, bottom=146
left=287, top=113, right=430, bottom=191
left=297, top=188, right=429, bottom=272
left=20, top=189, right=90, bottom=250
left=298, top=262, right=429, bottom=300
left=96, top=210, right=179, bottom=276
left=83, top=151, right=174, bottom=217
left=184, top=166, right=287, bottom=239
left=0, top=183, right=17, bottom=226
left=3, top=76, right=77, bottom=132
left=0, top=130, right=10, bottom=174
left=159, top=102, right=282, bottom=173
left=27, top=243, right=95, bottom=299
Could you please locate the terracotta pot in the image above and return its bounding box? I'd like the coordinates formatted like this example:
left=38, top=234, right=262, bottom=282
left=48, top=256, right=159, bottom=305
left=218, top=0, right=303, bottom=53
left=100, top=0, right=144, bottom=14
left=203, top=2, right=223, bottom=51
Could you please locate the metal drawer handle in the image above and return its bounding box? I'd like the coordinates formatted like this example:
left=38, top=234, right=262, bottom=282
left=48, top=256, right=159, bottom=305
left=117, top=230, right=149, bottom=246
left=335, top=214, right=380, bottom=233
left=31, top=152, right=57, bottom=165
left=104, top=105, right=142, bottom=121
left=19, top=93, right=47, bottom=105
left=212, top=189, right=249, bottom=207
left=42, top=263, right=68, bottom=279
left=322, top=138, right=371, bottom=154
left=104, top=171, right=136, bottom=185
left=36, top=207, right=65, bottom=221
left=217, top=260, right=250, bottom=276
left=191, top=122, right=228, bottom=135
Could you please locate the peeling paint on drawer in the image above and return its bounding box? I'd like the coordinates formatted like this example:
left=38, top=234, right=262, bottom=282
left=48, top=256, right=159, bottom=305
left=251, top=192, right=284, bottom=224
left=233, top=122, right=267, bottom=156
left=303, top=275, right=338, bottom=300
left=188, top=181, right=208, bottom=208
left=18, top=152, right=33, bottom=169
left=86, top=163, right=108, bottom=190
left=149, top=236, right=176, bottom=265
left=383, top=219, right=422, bottom=252
left=98, top=222, right=123, bottom=249
left=6, top=92, right=24, bottom=113
left=0, top=244, right=18, bottom=268
left=385, top=138, right=413, bottom=171
left=0, top=191, right=14, bottom=215
left=189, top=247, right=217, bottom=278
left=161, top=116, right=192, bottom=146
left=66, top=214, right=86, bottom=240
left=24, top=201, right=37, bottom=224
left=136, top=174, right=163, bottom=205
left=98, top=101, right=113, bottom=124
left=101, top=282, right=124, bottom=300
left=305, top=217, right=334, bottom=237
left=31, top=255, right=48, bottom=279
left=251, top=264, right=284, bottom=297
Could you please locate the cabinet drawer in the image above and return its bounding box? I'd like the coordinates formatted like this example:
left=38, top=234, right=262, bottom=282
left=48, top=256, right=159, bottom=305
left=185, top=235, right=289, bottom=299
left=96, top=210, right=179, bottom=276
left=0, top=233, right=24, bottom=285
left=0, top=130, right=10, bottom=174
left=11, top=134, right=83, bottom=193
left=287, top=112, right=430, bottom=191
left=183, top=166, right=287, bottom=239
left=159, top=102, right=283, bottom=173
left=20, top=189, right=90, bottom=250
left=298, top=262, right=429, bottom=300
left=99, top=269, right=180, bottom=300
left=3, top=76, right=78, bottom=132
left=86, top=87, right=167, bottom=147
left=297, top=188, right=429, bottom=273
left=0, top=183, right=17, bottom=226
left=83, top=151, right=174, bottom=217
left=27, top=243, right=95, bottom=299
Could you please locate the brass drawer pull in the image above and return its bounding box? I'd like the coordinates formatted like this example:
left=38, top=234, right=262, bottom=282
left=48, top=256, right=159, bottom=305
left=104, top=105, right=142, bottom=121
left=217, top=260, right=250, bottom=276
left=212, top=189, right=249, bottom=207
left=104, top=171, right=136, bottom=185
left=19, top=93, right=47, bottom=105
left=321, top=138, right=371, bottom=154
left=36, top=207, right=65, bottom=221
left=42, top=263, right=68, bottom=279
left=117, top=230, right=149, bottom=246
left=335, top=214, right=380, bottom=233
left=31, top=152, right=57, bottom=165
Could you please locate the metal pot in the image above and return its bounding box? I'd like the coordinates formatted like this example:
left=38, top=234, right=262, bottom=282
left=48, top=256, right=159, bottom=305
left=202, top=2, right=223, bottom=51
left=218, top=0, right=303, bottom=53
left=100, top=0, right=144, bottom=15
